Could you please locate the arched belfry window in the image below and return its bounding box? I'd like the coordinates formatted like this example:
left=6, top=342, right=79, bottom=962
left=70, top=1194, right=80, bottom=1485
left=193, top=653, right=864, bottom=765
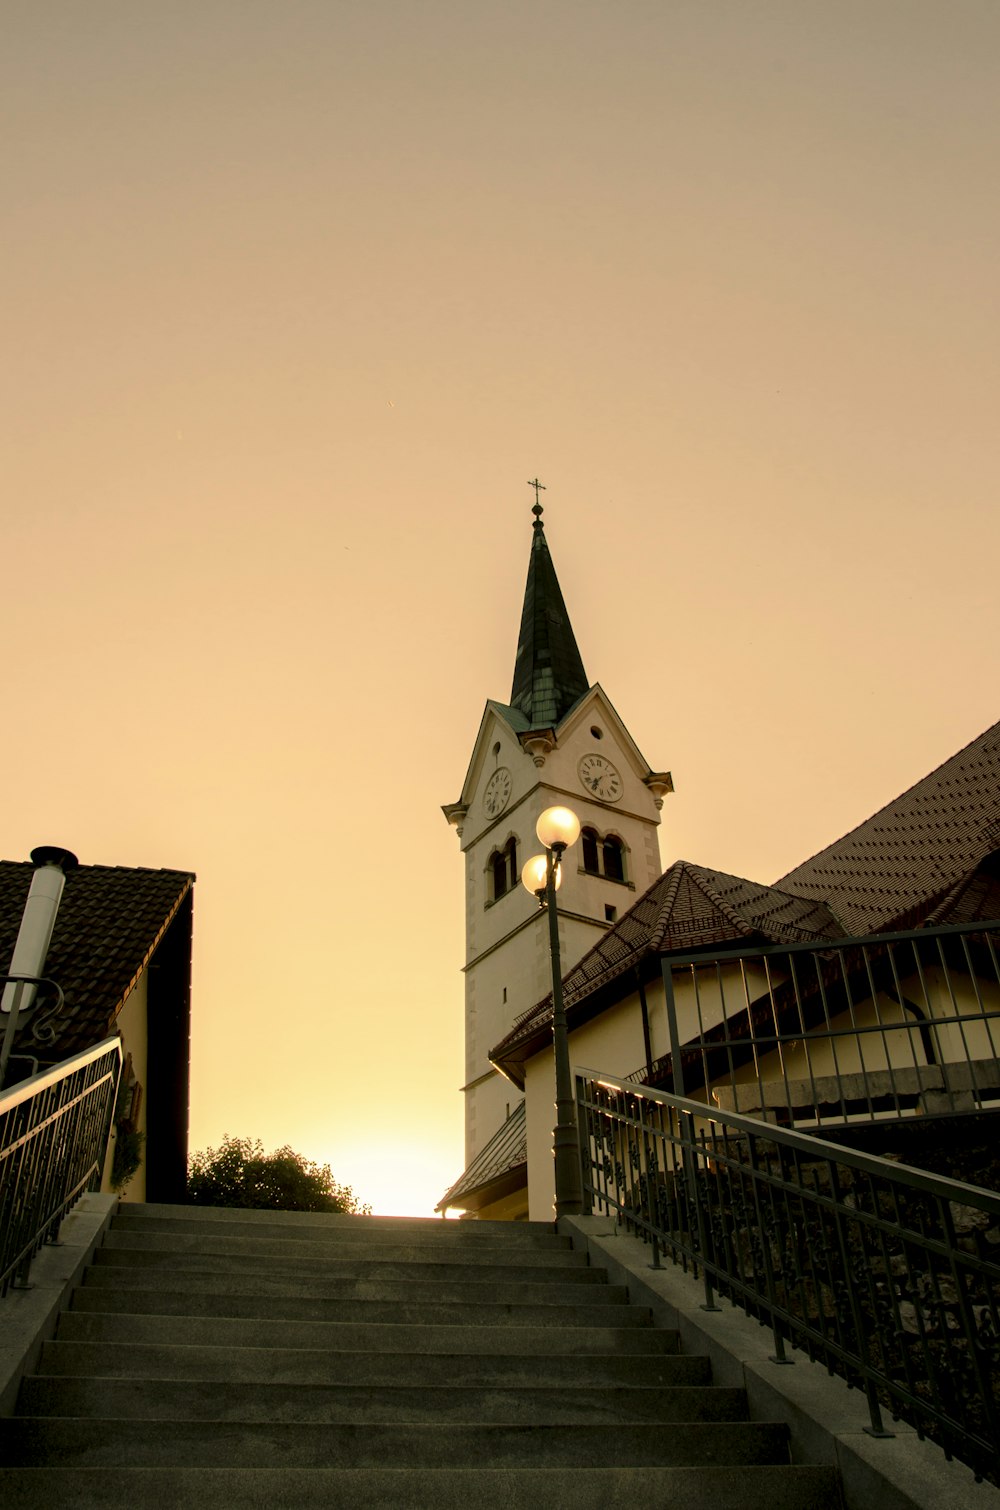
left=603, top=835, right=625, bottom=883
left=487, top=836, right=519, bottom=904
left=579, top=826, right=629, bottom=885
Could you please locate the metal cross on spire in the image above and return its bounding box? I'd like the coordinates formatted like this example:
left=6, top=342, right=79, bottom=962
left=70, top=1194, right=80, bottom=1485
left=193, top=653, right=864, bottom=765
left=527, top=477, right=546, bottom=515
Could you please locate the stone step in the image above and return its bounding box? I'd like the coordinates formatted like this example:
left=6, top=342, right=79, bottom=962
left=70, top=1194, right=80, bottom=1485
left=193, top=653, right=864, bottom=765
left=128, top=1204, right=556, bottom=1239
left=2, top=1207, right=844, bottom=1510
left=0, top=1417, right=792, bottom=1470
left=18, top=1375, right=747, bottom=1425
left=55, top=1310, right=674, bottom=1355
left=81, top=1263, right=627, bottom=1306
left=113, top=1210, right=564, bottom=1250
left=68, top=1286, right=646, bottom=1329
left=100, top=1230, right=585, bottom=1267
left=0, top=1464, right=847, bottom=1510
left=39, top=1341, right=695, bottom=1387
left=91, top=1246, right=606, bottom=1285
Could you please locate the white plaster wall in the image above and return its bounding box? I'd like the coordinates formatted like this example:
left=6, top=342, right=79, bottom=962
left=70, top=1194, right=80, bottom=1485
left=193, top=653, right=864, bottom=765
left=103, top=970, right=148, bottom=1204
left=921, top=967, right=1000, bottom=1063
left=456, top=690, right=666, bottom=1176
left=668, top=962, right=777, bottom=1046
left=524, top=990, right=651, bottom=1222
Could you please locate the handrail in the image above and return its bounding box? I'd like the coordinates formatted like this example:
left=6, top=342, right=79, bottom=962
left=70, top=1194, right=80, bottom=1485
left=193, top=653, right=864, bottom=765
left=0, top=972, right=66, bottom=1082
left=0, top=1036, right=122, bottom=1296
left=576, top=1065, right=1000, bottom=1485
left=0, top=1037, right=120, bottom=1111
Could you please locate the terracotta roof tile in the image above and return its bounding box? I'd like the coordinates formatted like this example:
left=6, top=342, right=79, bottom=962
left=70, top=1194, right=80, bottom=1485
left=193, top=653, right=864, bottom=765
left=776, top=721, right=1000, bottom=934
left=497, top=862, right=845, bottom=1059
left=436, top=1102, right=527, bottom=1211
left=0, top=861, right=194, bottom=1063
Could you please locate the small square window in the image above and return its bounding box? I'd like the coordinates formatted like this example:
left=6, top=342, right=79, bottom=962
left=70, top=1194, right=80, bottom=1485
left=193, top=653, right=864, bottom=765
left=604, top=904, right=617, bottom=923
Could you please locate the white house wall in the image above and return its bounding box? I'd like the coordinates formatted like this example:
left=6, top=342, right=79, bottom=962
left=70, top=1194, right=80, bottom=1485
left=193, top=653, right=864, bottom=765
left=102, top=969, right=149, bottom=1203
left=524, top=990, right=652, bottom=1222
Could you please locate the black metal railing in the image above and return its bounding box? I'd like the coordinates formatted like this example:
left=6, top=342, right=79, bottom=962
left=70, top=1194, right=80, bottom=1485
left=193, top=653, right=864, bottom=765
left=0, top=1037, right=122, bottom=1296
left=637, top=922, right=1000, bottom=1130
left=577, top=1067, right=1000, bottom=1485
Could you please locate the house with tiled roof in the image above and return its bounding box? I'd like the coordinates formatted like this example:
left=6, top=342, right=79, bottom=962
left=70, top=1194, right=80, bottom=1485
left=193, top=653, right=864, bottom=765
left=488, top=720, right=1000, bottom=1222
left=0, top=856, right=195, bottom=1203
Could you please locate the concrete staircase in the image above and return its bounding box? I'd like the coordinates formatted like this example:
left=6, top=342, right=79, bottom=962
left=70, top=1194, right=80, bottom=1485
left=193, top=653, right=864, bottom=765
left=0, top=1203, right=842, bottom=1507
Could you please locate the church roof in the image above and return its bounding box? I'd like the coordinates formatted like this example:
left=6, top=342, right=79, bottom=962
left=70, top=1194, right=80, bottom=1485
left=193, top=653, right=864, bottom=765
left=775, top=719, right=1000, bottom=935
left=0, top=860, right=194, bottom=1066
left=435, top=1101, right=527, bottom=1213
left=491, top=862, right=846, bottom=1084
left=490, top=718, right=1000, bottom=1086
left=509, top=505, right=589, bottom=729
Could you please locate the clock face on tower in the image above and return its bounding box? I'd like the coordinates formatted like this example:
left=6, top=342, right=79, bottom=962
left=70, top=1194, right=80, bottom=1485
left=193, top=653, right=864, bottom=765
left=483, top=767, right=512, bottom=818
left=578, top=753, right=623, bottom=803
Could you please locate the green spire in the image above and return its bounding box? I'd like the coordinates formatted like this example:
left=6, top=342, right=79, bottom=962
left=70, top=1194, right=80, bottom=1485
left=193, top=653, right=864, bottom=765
left=509, top=498, right=589, bottom=727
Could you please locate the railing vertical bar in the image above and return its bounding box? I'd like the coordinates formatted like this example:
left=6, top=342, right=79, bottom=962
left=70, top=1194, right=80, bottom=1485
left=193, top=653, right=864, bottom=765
left=1, top=1040, right=122, bottom=1295
left=663, top=963, right=685, bottom=1099
left=957, top=931, right=993, bottom=1103
left=971, top=928, right=1000, bottom=1070
left=935, top=934, right=976, bottom=1105
left=886, top=938, right=929, bottom=1080
left=811, top=949, right=847, bottom=1120
left=862, top=942, right=905, bottom=1113
left=691, top=966, right=709, bottom=1106
left=760, top=954, right=794, bottom=1127
left=716, top=960, right=738, bottom=1114
left=787, top=950, right=821, bottom=1126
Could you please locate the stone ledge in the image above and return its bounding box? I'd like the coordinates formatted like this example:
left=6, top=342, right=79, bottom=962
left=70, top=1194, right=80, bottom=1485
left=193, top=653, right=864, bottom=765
left=0, top=1193, right=118, bottom=1417
left=560, top=1213, right=1000, bottom=1510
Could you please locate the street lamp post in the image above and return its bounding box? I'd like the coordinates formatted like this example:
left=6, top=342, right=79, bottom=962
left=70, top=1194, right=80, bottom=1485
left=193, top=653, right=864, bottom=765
left=522, top=805, right=584, bottom=1218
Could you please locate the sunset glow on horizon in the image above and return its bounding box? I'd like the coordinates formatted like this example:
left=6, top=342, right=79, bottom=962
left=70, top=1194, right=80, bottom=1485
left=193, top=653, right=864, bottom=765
left=5, top=3, right=999, bottom=1216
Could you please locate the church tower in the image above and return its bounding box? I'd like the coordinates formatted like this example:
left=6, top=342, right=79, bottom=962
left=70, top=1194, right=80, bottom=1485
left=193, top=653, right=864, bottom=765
left=442, top=497, right=672, bottom=1211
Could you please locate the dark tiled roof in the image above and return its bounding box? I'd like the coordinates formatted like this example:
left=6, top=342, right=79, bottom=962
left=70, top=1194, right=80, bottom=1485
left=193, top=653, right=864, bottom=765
left=436, top=1101, right=527, bottom=1212
left=490, top=719, right=1000, bottom=1084
left=920, top=851, right=1000, bottom=928
left=776, top=721, right=1000, bottom=935
left=495, top=862, right=845, bottom=1065
left=0, top=861, right=194, bottom=1061
left=509, top=509, right=589, bottom=729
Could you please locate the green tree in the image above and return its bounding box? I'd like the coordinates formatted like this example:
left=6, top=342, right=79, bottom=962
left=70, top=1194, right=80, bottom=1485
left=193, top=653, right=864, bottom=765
left=186, top=1135, right=371, bottom=1214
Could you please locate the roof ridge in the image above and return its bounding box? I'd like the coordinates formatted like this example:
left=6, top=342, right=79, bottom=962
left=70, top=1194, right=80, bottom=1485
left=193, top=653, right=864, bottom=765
left=679, top=863, right=760, bottom=940
left=776, top=718, right=1000, bottom=888
left=647, top=861, right=690, bottom=950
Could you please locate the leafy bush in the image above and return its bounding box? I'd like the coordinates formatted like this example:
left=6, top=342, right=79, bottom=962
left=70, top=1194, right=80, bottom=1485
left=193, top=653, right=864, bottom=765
left=111, top=1126, right=145, bottom=1193
left=186, top=1135, right=371, bottom=1213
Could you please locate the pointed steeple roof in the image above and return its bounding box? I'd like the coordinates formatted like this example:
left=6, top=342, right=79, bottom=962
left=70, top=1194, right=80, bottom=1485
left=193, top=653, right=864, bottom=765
left=509, top=501, right=589, bottom=728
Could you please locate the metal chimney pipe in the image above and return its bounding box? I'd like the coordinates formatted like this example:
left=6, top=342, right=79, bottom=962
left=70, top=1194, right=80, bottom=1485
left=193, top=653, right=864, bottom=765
left=1, top=846, right=79, bottom=1020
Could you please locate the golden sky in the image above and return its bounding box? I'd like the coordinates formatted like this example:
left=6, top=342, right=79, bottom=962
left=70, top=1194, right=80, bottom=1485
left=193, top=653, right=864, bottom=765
left=4, top=2, right=999, bottom=1215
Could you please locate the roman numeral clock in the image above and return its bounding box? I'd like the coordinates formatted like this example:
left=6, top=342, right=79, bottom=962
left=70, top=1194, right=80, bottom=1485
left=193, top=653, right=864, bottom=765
left=578, top=753, right=623, bottom=803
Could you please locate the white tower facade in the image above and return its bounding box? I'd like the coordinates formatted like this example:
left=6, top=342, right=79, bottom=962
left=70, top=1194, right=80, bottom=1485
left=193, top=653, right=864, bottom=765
left=441, top=503, right=672, bottom=1213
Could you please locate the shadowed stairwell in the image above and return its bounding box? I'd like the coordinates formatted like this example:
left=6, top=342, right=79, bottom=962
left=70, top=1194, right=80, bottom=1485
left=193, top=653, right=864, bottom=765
left=0, top=1202, right=842, bottom=1507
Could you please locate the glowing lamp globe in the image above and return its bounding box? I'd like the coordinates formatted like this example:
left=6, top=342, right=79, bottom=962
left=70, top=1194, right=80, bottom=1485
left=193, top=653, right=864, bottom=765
left=536, top=806, right=581, bottom=852
left=521, top=854, right=560, bottom=896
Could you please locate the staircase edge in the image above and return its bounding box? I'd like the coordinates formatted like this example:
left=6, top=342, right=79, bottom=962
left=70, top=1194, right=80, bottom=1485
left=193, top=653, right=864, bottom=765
left=0, top=1194, right=119, bottom=1418
left=559, top=1214, right=999, bottom=1510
